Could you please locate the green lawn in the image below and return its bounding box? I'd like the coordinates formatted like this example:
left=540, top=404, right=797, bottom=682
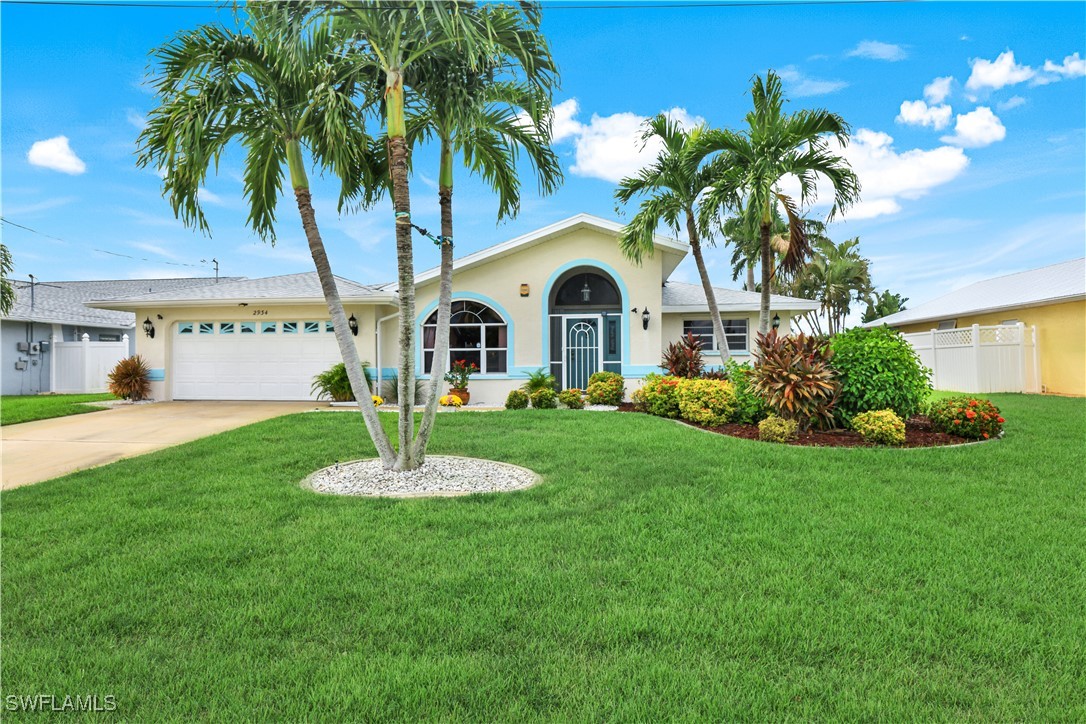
left=2, top=394, right=1084, bottom=720
left=1, top=393, right=117, bottom=426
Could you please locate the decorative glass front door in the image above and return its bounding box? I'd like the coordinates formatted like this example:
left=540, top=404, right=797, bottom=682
left=565, top=317, right=601, bottom=390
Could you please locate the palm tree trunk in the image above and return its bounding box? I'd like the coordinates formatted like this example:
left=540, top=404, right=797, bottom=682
left=746, top=262, right=755, bottom=293
left=386, top=68, right=419, bottom=471
left=287, top=142, right=396, bottom=467
left=686, top=211, right=730, bottom=362
left=413, top=141, right=455, bottom=462
left=759, top=221, right=773, bottom=336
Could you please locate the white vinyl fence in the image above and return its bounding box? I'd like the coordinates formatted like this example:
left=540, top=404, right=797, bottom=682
left=903, top=323, right=1040, bottom=394
left=52, top=333, right=130, bottom=393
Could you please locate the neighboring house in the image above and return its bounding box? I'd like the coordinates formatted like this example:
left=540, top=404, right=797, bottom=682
left=90, top=214, right=819, bottom=404
left=2, top=277, right=238, bottom=396
left=866, top=257, right=1085, bottom=396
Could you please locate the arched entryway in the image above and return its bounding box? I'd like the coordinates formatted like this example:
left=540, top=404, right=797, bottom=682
left=547, top=266, right=623, bottom=390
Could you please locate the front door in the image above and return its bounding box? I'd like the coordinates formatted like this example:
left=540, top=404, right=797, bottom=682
left=565, top=316, right=601, bottom=390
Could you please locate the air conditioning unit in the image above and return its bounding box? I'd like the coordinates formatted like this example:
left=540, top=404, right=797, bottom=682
left=16, top=341, right=29, bottom=352
left=29, top=342, right=41, bottom=355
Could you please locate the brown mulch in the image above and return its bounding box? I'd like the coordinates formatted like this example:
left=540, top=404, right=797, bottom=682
left=617, top=405, right=976, bottom=448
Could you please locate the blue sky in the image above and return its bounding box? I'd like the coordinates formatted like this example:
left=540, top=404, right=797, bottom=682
left=2, top=1, right=1084, bottom=314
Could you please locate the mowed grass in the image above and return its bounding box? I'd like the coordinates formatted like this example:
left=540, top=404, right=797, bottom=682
left=2, top=394, right=1084, bottom=720
left=1, top=393, right=116, bottom=426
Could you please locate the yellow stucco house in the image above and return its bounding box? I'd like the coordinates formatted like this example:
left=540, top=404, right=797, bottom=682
left=866, top=258, right=1085, bottom=396
left=89, top=214, right=819, bottom=404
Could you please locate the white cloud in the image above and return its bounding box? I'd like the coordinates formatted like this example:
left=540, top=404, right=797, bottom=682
left=965, top=51, right=1035, bottom=92
left=997, top=95, right=1027, bottom=111
left=197, top=187, right=223, bottom=205
left=924, top=76, right=954, bottom=104
left=778, top=66, right=848, bottom=97
left=1043, top=51, right=1086, bottom=77
left=130, top=241, right=179, bottom=260
left=554, top=103, right=705, bottom=183
left=27, top=136, right=86, bottom=175
left=780, top=129, right=970, bottom=221
left=940, top=107, right=1006, bottom=148
left=126, top=109, right=148, bottom=131
left=896, top=100, right=953, bottom=130
left=847, top=40, right=907, bottom=61
left=3, top=196, right=77, bottom=216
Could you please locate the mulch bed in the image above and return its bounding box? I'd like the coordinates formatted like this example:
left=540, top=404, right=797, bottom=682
left=616, top=404, right=976, bottom=448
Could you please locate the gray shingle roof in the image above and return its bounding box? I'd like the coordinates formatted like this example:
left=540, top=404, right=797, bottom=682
left=88, top=272, right=392, bottom=309
left=866, top=257, right=1086, bottom=327
left=4, top=277, right=239, bottom=328
left=662, top=281, right=819, bottom=312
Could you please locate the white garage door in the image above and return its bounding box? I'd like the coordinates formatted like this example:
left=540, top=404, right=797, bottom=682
left=172, top=320, right=345, bottom=400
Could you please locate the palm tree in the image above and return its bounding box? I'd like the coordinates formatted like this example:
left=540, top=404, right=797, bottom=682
left=862, top=289, right=908, bottom=324
left=407, top=21, right=561, bottom=461
left=137, top=4, right=398, bottom=465
left=338, top=0, right=551, bottom=470
left=708, top=71, right=860, bottom=335
left=785, top=237, right=873, bottom=335
left=0, top=243, right=14, bottom=316
left=616, top=115, right=733, bottom=361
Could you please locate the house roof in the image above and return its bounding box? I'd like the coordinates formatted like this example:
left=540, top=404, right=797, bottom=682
left=4, top=277, right=239, bottom=328
left=661, top=281, right=820, bottom=313
left=865, top=257, right=1086, bottom=328
left=87, top=272, right=395, bottom=310
left=404, top=213, right=690, bottom=289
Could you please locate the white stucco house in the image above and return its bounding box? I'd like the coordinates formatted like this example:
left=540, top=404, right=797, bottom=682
left=89, top=214, right=819, bottom=404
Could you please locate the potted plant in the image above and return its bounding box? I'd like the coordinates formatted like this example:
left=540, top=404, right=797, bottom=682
left=443, top=359, right=479, bottom=405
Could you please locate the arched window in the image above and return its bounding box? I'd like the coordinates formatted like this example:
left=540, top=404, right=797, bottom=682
left=423, top=300, right=508, bottom=374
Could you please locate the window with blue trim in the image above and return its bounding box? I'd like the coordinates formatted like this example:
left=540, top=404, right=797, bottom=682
left=325, top=321, right=335, bottom=333
left=240, top=322, right=256, bottom=334
left=683, top=318, right=749, bottom=354
left=199, top=322, right=214, bottom=335
left=283, top=322, right=298, bottom=334
left=304, top=321, right=320, bottom=334
left=423, top=300, right=507, bottom=374
left=177, top=322, right=193, bottom=334
left=220, top=322, right=235, bottom=334
left=261, top=322, right=277, bottom=334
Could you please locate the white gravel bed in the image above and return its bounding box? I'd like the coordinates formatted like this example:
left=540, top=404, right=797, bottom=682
left=583, top=404, right=618, bottom=411
left=303, top=455, right=540, bottom=498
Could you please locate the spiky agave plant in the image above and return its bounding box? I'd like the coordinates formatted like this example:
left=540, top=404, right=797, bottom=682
left=108, top=355, right=152, bottom=401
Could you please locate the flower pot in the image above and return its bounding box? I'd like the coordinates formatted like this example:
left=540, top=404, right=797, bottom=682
left=449, top=388, right=470, bottom=405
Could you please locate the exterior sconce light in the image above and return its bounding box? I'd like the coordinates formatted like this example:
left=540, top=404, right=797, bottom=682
left=348, top=313, right=359, bottom=336
left=143, top=317, right=155, bottom=339
left=772, top=313, right=781, bottom=330
left=519, top=283, right=530, bottom=297
left=642, top=308, right=651, bottom=330
left=580, top=277, right=592, bottom=303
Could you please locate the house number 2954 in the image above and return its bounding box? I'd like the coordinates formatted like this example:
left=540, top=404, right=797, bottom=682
left=252, top=309, right=269, bottom=316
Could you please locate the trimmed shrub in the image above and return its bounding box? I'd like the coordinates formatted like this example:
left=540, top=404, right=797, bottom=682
left=752, top=331, right=839, bottom=431
left=107, top=355, right=151, bottom=401
left=758, top=415, right=798, bottom=443
left=662, top=333, right=704, bottom=378
left=586, top=371, right=625, bottom=405
left=631, top=373, right=683, bottom=419
left=831, top=326, right=932, bottom=422
left=530, top=387, right=558, bottom=409
left=723, top=360, right=768, bottom=425
left=558, top=388, right=585, bottom=409
left=928, top=396, right=1005, bottom=440
left=505, top=389, right=530, bottom=410
left=852, top=409, right=906, bottom=445
left=676, top=378, right=737, bottom=427
left=438, top=394, right=462, bottom=408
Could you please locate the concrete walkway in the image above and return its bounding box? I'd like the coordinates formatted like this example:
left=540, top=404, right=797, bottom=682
left=1, top=401, right=319, bottom=490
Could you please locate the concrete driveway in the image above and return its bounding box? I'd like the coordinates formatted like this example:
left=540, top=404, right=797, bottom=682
left=1, top=401, right=321, bottom=490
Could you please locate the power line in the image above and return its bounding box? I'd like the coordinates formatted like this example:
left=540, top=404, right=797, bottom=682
left=0, top=217, right=212, bottom=270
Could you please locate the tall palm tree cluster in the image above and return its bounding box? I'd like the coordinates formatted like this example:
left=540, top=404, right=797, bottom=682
left=616, top=72, right=863, bottom=346
left=137, top=1, right=560, bottom=471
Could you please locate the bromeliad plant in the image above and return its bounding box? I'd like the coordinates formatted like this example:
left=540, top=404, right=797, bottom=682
left=751, top=330, right=839, bottom=431
left=661, top=333, right=705, bottom=378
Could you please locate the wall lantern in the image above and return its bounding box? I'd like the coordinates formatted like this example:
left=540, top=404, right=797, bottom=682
left=142, top=317, right=155, bottom=339
left=348, top=313, right=359, bottom=336
left=580, top=277, right=592, bottom=303
left=519, top=283, right=530, bottom=297
left=771, top=313, right=781, bottom=330
left=641, top=307, right=651, bottom=330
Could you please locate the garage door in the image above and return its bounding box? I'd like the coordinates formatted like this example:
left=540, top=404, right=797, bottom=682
left=172, top=320, right=345, bottom=400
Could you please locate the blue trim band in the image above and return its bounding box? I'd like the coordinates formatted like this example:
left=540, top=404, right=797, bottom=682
left=147, top=368, right=166, bottom=382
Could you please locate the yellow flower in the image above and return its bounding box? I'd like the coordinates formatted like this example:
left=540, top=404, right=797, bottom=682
left=439, top=394, right=463, bottom=408
left=371, top=395, right=384, bottom=406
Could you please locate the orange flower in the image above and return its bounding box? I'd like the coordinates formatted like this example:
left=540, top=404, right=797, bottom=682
left=983, top=432, right=990, bottom=439
left=969, top=400, right=978, bottom=407
left=997, top=417, right=1005, bottom=423
left=965, top=410, right=977, bottom=420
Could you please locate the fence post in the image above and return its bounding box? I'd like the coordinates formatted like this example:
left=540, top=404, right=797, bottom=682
left=81, top=332, right=91, bottom=393
left=1016, top=322, right=1026, bottom=392
left=930, top=328, right=939, bottom=389
left=49, top=333, right=57, bottom=393
left=1032, top=325, right=1041, bottom=393
left=971, top=324, right=982, bottom=393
